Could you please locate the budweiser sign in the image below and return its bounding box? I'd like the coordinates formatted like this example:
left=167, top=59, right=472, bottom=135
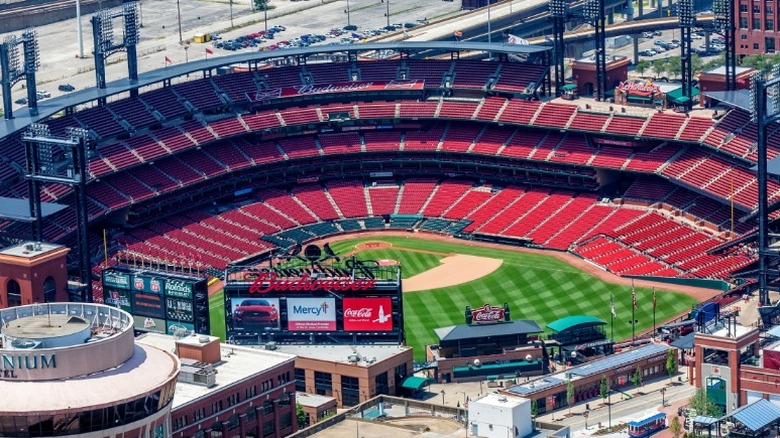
left=468, top=304, right=507, bottom=324
left=247, top=272, right=377, bottom=294
left=246, top=80, right=424, bottom=102
left=343, top=298, right=392, bottom=331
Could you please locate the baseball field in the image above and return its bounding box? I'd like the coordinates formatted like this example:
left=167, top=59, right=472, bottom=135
left=209, top=235, right=703, bottom=360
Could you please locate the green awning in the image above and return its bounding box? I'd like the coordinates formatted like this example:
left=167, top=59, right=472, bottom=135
left=547, top=315, right=607, bottom=333
left=400, top=376, right=429, bottom=391
left=666, top=86, right=700, bottom=103
left=562, top=84, right=578, bottom=91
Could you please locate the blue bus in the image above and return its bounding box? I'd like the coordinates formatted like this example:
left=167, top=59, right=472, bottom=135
left=627, top=412, right=667, bottom=438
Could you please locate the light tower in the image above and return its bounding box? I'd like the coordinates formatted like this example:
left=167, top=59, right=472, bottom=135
left=584, top=0, right=607, bottom=101
left=678, top=0, right=695, bottom=109
left=91, top=2, right=140, bottom=96
left=752, top=67, right=780, bottom=309
left=549, top=0, right=568, bottom=96
left=713, top=0, right=737, bottom=90
left=0, top=29, right=40, bottom=119
left=22, top=124, right=94, bottom=302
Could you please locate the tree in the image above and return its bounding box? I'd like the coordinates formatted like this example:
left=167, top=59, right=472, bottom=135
left=296, top=403, right=307, bottom=429
left=691, top=54, right=704, bottom=77
left=567, top=377, right=575, bottom=415
left=531, top=399, right=539, bottom=418
left=253, top=0, right=269, bottom=10
left=652, top=59, right=668, bottom=79
left=665, top=56, right=681, bottom=80
left=599, top=375, right=609, bottom=401
left=689, top=387, right=724, bottom=417
left=670, top=416, right=683, bottom=438
left=635, top=60, right=650, bottom=78
left=632, top=365, right=642, bottom=389
left=666, top=348, right=677, bottom=381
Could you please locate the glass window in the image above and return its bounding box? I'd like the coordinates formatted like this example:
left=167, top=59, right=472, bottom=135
left=740, top=3, right=748, bottom=11
left=295, top=368, right=306, bottom=392
left=314, top=371, right=332, bottom=395
left=754, top=4, right=761, bottom=12
left=766, top=37, right=776, bottom=52
left=740, top=17, right=749, bottom=28
left=754, top=17, right=762, bottom=29
left=375, top=372, right=389, bottom=396
left=768, top=19, right=775, bottom=30
left=341, top=376, right=361, bottom=406
left=755, top=42, right=761, bottom=49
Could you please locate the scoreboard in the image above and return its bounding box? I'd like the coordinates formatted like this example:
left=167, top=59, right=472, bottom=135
left=102, top=268, right=210, bottom=336
left=223, top=244, right=403, bottom=345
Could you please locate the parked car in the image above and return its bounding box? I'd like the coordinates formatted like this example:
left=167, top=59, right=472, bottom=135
left=343, top=24, right=358, bottom=31
left=642, top=31, right=654, bottom=38
left=639, top=49, right=655, bottom=56
left=14, top=97, right=27, bottom=105
left=233, top=299, right=278, bottom=327
left=36, top=90, right=51, bottom=98
left=58, top=84, right=76, bottom=92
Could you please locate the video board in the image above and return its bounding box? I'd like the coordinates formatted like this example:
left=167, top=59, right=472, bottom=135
left=223, top=244, right=403, bottom=345
left=102, top=268, right=209, bottom=336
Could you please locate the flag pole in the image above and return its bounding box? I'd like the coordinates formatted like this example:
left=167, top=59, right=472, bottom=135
left=653, top=287, right=656, bottom=339
left=631, top=278, right=636, bottom=346
left=611, top=294, right=614, bottom=342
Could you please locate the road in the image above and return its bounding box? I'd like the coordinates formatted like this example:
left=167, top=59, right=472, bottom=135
left=0, top=0, right=463, bottom=106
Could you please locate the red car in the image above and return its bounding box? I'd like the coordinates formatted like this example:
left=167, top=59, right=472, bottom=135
left=234, top=299, right=278, bottom=328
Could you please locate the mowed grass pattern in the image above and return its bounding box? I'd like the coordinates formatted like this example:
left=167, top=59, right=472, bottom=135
left=331, top=237, right=699, bottom=361
left=208, top=237, right=699, bottom=361
left=354, top=248, right=443, bottom=279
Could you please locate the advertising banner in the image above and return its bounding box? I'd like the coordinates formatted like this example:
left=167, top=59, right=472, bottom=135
left=167, top=321, right=195, bottom=336
left=103, top=271, right=131, bottom=290
left=133, top=292, right=166, bottom=319
left=287, top=298, right=336, bottom=331
left=342, top=298, right=393, bottom=331
left=132, top=275, right=164, bottom=294
left=246, top=80, right=424, bottom=102
left=134, top=316, right=166, bottom=334
left=165, top=279, right=193, bottom=299
left=166, top=297, right=194, bottom=323
left=231, top=297, right=280, bottom=332
left=103, top=288, right=132, bottom=313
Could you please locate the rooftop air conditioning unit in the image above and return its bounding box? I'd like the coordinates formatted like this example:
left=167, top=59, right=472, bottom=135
left=265, top=342, right=277, bottom=350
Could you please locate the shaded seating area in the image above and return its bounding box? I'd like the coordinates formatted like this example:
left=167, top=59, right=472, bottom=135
left=692, top=415, right=722, bottom=438
left=727, top=399, right=780, bottom=438
left=547, top=315, right=612, bottom=361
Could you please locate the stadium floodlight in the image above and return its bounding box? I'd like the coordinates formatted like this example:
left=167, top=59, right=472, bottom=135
left=751, top=72, right=761, bottom=123
left=4, top=35, right=21, bottom=83
left=26, top=123, right=51, bottom=139
left=22, top=30, right=40, bottom=74
left=549, top=0, right=568, bottom=18
left=123, top=2, right=140, bottom=46
left=678, top=0, right=694, bottom=27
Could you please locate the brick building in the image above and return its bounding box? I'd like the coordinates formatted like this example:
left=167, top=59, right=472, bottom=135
left=138, top=333, right=298, bottom=438
left=0, top=241, right=69, bottom=307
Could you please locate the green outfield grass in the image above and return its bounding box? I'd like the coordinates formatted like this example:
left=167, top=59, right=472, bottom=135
left=354, top=248, right=443, bottom=279
left=209, top=292, right=226, bottom=341
left=209, top=237, right=700, bottom=361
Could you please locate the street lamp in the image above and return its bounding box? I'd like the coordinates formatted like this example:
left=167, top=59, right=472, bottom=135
left=457, top=391, right=467, bottom=405
left=384, top=0, right=390, bottom=28
left=441, top=390, right=446, bottom=405
left=345, top=0, right=351, bottom=27
left=660, top=387, right=667, bottom=407
left=176, top=0, right=183, bottom=44
left=584, top=411, right=589, bottom=429
left=608, top=390, right=612, bottom=428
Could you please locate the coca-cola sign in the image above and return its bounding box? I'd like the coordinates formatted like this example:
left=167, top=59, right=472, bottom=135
left=246, top=272, right=377, bottom=294
left=343, top=298, right=393, bottom=331
left=469, top=304, right=506, bottom=324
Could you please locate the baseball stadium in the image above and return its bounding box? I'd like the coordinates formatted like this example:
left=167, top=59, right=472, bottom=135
left=0, top=25, right=766, bottom=362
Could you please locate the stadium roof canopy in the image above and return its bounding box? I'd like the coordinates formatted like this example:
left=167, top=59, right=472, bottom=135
left=0, top=41, right=551, bottom=139
left=728, top=399, right=780, bottom=432
left=547, top=315, right=606, bottom=333
left=0, top=196, right=67, bottom=222
left=434, top=320, right=543, bottom=342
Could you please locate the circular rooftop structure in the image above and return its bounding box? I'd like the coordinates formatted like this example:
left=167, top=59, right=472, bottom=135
left=0, top=303, right=180, bottom=437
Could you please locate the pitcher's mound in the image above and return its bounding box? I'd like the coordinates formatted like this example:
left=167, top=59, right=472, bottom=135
left=404, top=254, right=503, bottom=292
